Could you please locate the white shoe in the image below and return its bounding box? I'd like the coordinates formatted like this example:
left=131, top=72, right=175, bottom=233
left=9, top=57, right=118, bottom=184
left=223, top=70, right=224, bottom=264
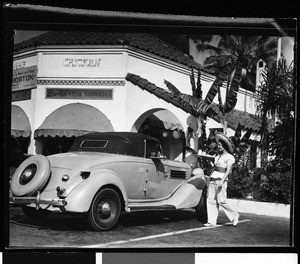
left=204, top=223, right=216, bottom=227
left=232, top=214, right=239, bottom=227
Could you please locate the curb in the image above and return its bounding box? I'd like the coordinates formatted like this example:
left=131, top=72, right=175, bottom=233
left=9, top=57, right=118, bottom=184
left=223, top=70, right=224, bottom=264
left=226, top=198, right=290, bottom=218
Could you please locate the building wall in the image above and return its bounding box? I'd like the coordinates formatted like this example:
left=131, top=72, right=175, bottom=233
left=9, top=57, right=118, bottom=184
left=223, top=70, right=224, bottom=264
left=12, top=45, right=260, bottom=155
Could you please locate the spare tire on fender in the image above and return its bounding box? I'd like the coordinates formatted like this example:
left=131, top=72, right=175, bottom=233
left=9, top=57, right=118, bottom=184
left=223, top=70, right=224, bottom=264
left=10, top=155, right=51, bottom=196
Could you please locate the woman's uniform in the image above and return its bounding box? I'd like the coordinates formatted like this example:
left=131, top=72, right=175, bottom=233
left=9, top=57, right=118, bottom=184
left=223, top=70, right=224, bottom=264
left=207, top=152, right=239, bottom=225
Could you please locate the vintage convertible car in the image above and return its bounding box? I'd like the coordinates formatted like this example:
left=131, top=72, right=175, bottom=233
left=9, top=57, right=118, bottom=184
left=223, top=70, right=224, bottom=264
left=10, top=132, right=209, bottom=231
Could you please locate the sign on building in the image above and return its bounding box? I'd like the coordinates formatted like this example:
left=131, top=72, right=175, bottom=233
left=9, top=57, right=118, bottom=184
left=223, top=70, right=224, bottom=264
left=12, top=65, right=37, bottom=91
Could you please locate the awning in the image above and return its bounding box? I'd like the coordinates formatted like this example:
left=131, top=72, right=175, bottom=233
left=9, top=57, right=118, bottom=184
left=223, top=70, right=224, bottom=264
left=34, top=103, right=114, bottom=138
left=148, top=110, right=184, bottom=131
left=11, top=105, right=31, bottom=137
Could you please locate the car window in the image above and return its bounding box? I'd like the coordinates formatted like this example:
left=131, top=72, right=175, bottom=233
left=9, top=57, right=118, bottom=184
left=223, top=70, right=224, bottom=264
left=145, top=140, right=163, bottom=158
left=70, top=139, right=117, bottom=153
left=80, top=140, right=108, bottom=149
left=131, top=141, right=144, bottom=158
left=113, top=140, right=137, bottom=156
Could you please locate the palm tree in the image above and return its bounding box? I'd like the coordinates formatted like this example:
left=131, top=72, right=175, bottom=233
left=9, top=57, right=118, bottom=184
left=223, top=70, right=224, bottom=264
left=195, top=35, right=278, bottom=92
left=256, top=58, right=295, bottom=167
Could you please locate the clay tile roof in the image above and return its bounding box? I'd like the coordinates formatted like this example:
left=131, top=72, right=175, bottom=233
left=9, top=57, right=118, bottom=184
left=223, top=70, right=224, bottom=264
left=14, top=31, right=206, bottom=71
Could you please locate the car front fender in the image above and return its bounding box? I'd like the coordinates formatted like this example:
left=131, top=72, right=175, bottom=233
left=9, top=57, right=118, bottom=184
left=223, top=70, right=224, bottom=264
left=64, top=169, right=128, bottom=213
left=167, top=174, right=207, bottom=209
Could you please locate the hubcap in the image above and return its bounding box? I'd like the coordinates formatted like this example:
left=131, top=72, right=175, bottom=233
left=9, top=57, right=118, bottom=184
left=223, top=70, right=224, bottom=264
left=20, top=165, right=37, bottom=185
left=97, top=199, right=112, bottom=218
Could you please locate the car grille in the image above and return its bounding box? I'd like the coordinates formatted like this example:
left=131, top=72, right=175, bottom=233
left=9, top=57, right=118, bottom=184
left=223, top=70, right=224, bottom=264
left=170, top=170, right=186, bottom=179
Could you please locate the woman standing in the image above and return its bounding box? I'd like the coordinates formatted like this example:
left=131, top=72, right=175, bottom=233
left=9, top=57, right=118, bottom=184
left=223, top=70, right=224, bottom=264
left=204, top=133, right=239, bottom=227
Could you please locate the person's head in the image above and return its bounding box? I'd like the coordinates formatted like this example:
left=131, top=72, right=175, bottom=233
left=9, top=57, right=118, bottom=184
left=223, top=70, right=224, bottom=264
left=215, top=133, right=234, bottom=154
left=217, top=139, right=230, bottom=153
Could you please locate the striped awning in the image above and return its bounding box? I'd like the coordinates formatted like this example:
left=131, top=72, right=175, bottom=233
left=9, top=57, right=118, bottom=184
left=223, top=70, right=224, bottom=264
left=11, top=105, right=31, bottom=137
left=148, top=110, right=184, bottom=131
left=34, top=103, right=114, bottom=138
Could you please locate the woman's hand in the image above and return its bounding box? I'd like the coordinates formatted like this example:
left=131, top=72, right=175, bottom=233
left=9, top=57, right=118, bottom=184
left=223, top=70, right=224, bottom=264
left=218, top=180, right=224, bottom=188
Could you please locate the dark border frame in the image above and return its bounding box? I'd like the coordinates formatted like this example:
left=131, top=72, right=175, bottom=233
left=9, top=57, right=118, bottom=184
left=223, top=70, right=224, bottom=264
left=2, top=3, right=297, bottom=256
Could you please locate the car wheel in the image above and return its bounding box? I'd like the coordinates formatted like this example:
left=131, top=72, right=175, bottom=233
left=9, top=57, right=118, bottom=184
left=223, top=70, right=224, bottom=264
left=195, top=191, right=208, bottom=223
left=88, top=188, right=121, bottom=231
left=22, top=206, right=52, bottom=219
left=10, top=155, right=51, bottom=196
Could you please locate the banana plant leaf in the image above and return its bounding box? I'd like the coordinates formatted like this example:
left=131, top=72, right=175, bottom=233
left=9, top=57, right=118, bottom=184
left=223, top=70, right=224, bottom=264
left=126, top=73, right=262, bottom=132
left=223, top=63, right=242, bottom=113
left=241, top=127, right=253, bottom=141
left=196, top=69, right=203, bottom=99
left=165, top=79, right=213, bottom=116
left=204, top=63, right=231, bottom=105
left=230, top=123, right=242, bottom=146
left=126, top=73, right=218, bottom=119
left=164, top=79, right=181, bottom=96
left=190, top=68, right=196, bottom=95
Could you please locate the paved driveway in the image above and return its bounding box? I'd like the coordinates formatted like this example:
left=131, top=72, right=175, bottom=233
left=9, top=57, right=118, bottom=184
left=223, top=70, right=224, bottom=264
left=8, top=206, right=291, bottom=248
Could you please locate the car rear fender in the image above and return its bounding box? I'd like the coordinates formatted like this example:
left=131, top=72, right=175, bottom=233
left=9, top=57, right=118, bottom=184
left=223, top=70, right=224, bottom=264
left=64, top=169, right=128, bottom=213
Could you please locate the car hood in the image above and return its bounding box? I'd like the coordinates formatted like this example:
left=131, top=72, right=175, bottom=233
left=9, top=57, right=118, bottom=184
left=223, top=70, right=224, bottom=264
left=47, top=152, right=116, bottom=170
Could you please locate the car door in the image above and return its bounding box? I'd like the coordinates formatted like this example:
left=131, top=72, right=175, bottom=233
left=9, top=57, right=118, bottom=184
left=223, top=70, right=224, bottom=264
left=142, top=139, right=168, bottom=199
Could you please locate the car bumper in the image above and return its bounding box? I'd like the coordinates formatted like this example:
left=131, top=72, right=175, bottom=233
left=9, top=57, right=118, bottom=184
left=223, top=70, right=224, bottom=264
left=9, top=191, right=67, bottom=210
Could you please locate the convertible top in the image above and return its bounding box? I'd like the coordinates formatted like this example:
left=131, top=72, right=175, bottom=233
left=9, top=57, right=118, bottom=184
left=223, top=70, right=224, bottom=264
left=68, top=132, right=161, bottom=157
left=75, top=132, right=160, bottom=143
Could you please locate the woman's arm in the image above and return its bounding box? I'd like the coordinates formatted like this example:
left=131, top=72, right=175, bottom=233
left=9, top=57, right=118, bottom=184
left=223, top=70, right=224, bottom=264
left=218, top=162, right=233, bottom=188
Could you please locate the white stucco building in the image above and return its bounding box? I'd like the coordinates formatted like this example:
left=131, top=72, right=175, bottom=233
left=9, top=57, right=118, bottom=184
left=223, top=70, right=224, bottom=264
left=11, top=31, right=264, bottom=164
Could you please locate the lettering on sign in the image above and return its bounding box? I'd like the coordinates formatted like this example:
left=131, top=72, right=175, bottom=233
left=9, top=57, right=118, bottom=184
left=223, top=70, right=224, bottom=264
left=12, top=66, right=37, bottom=91
left=13, top=61, right=26, bottom=70
left=63, top=58, right=102, bottom=67
left=12, top=89, right=31, bottom=102
left=46, top=88, right=113, bottom=100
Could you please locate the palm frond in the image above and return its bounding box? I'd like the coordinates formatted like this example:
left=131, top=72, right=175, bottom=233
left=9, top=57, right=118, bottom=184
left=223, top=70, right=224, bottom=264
left=218, top=35, right=240, bottom=55
left=204, top=54, right=233, bottom=67
left=196, top=43, right=223, bottom=55
left=190, top=35, right=214, bottom=44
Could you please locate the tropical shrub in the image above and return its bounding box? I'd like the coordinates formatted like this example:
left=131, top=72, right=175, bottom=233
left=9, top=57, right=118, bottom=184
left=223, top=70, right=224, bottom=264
left=227, top=164, right=253, bottom=199
left=259, top=170, right=292, bottom=204
left=258, top=159, right=293, bottom=204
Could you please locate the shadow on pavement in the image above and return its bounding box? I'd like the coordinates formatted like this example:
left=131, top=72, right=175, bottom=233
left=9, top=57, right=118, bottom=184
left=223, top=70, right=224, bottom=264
left=10, top=207, right=202, bottom=232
